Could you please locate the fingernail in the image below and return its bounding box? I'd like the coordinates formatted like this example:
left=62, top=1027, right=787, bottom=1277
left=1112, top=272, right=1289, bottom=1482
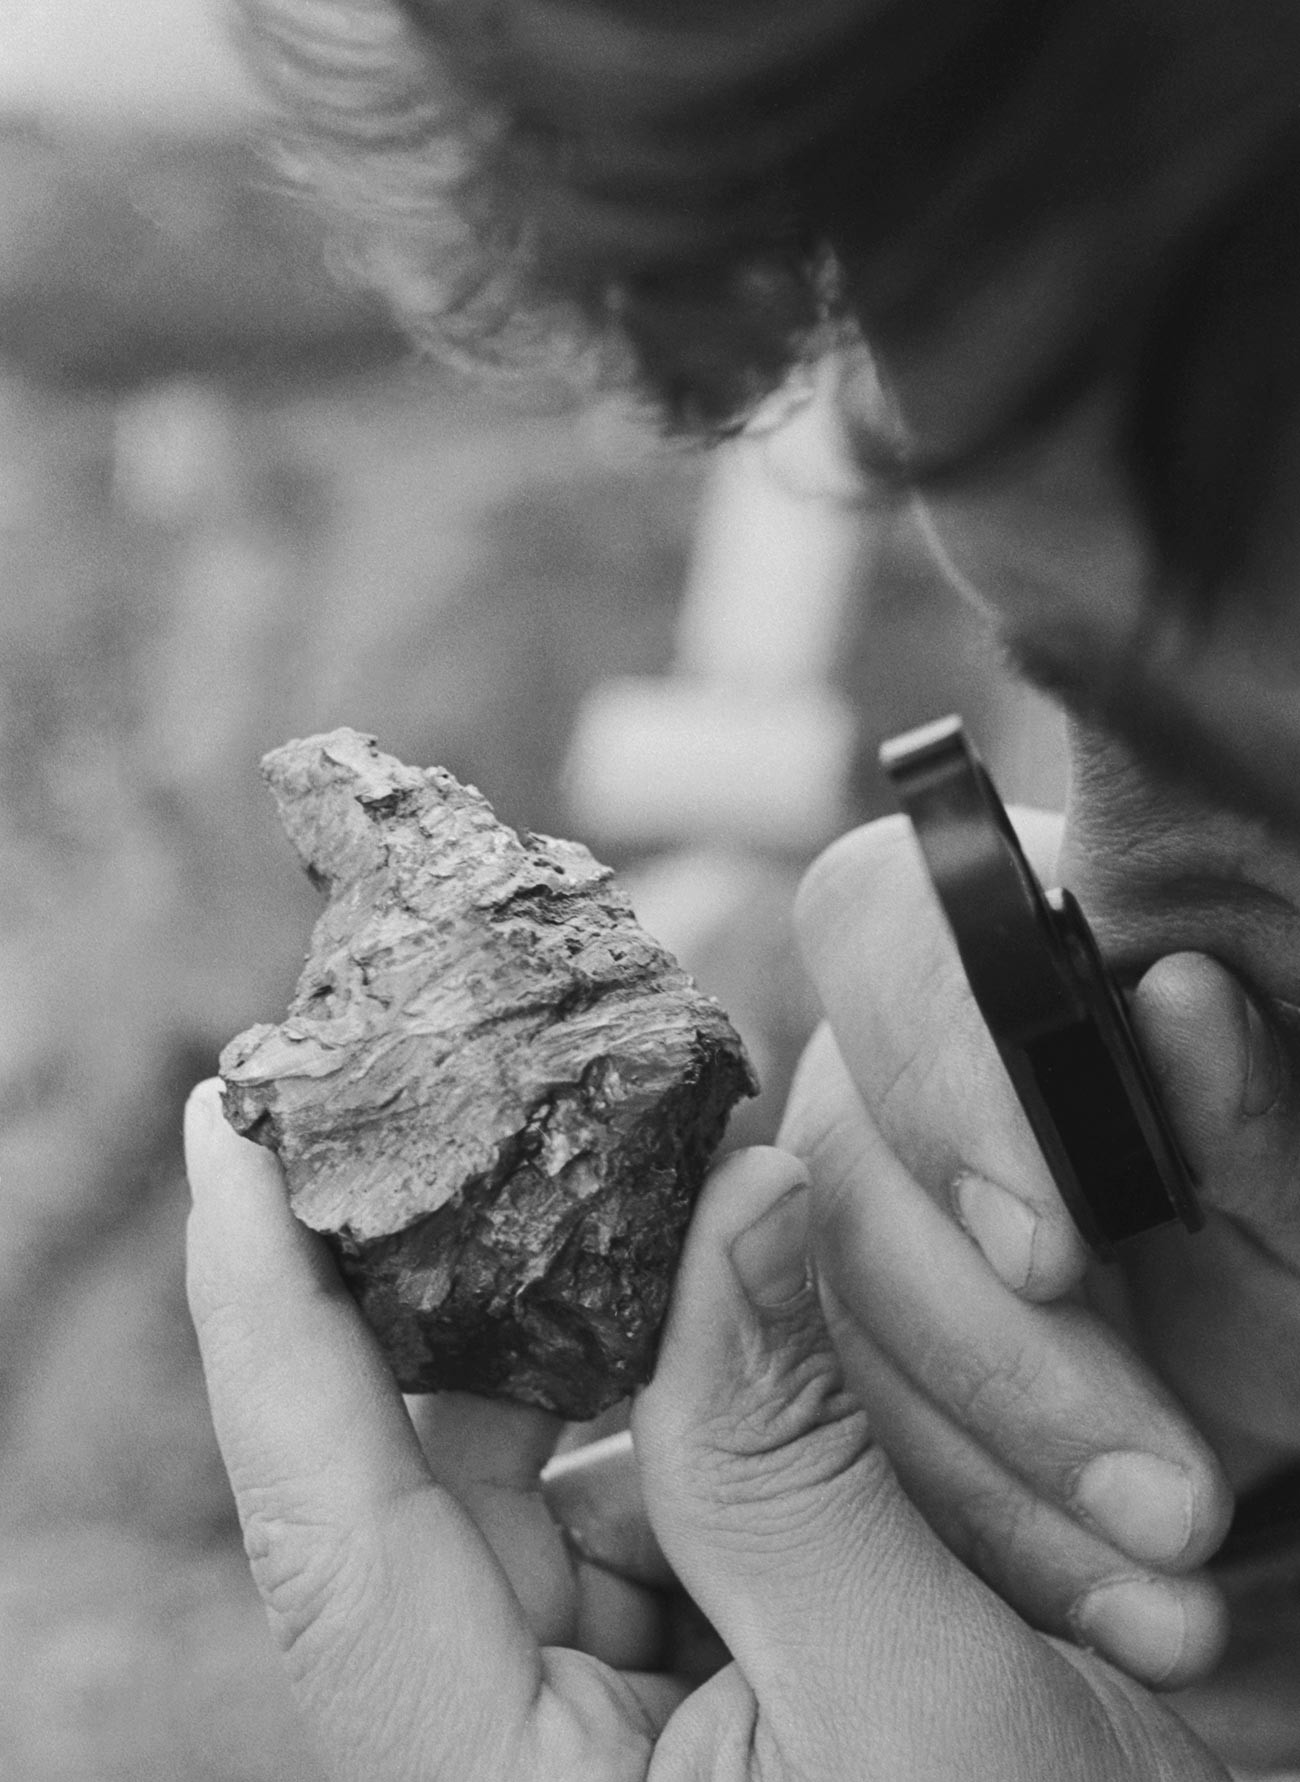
left=953, top=1174, right=1037, bottom=1292
left=1241, top=990, right=1283, bottom=1117
left=1069, top=1577, right=1188, bottom=1683
left=1072, top=1452, right=1194, bottom=1564
left=730, top=1183, right=812, bottom=1310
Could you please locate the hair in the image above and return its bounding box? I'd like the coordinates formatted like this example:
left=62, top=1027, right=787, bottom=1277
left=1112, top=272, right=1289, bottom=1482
left=234, top=0, right=1300, bottom=610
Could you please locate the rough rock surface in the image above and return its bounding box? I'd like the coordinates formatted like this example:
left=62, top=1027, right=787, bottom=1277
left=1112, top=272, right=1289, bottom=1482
left=220, top=730, right=755, bottom=1419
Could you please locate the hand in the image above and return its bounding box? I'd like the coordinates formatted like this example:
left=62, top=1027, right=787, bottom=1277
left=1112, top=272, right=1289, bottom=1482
left=185, top=1079, right=1230, bottom=1781
left=779, top=745, right=1300, bottom=1695
left=1058, top=726, right=1300, bottom=1480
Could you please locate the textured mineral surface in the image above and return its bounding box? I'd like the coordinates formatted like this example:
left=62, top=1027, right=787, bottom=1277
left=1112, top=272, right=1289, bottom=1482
left=220, top=729, right=755, bottom=1419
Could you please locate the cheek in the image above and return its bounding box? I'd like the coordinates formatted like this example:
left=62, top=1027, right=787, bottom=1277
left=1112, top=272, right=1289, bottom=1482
left=913, top=477, right=1149, bottom=646
left=863, top=369, right=1153, bottom=645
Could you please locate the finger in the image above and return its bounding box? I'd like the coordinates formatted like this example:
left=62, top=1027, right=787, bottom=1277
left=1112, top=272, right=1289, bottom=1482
left=404, top=1392, right=579, bottom=1641
left=184, top=1079, right=544, bottom=1780
left=539, top=1435, right=730, bottom=1680
left=794, top=811, right=1089, bottom=1299
left=779, top=1024, right=1233, bottom=1662
left=537, top=1429, right=670, bottom=1670
left=819, top=1281, right=1228, bottom=1688
left=541, top=1430, right=676, bottom=1590
left=633, top=1145, right=1225, bottom=1779
left=1122, top=954, right=1300, bottom=1469
left=784, top=1027, right=1230, bottom=1557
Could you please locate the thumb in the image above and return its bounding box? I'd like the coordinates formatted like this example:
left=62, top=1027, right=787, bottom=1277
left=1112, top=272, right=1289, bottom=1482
left=633, top=1148, right=1223, bottom=1781
left=635, top=1146, right=922, bottom=1744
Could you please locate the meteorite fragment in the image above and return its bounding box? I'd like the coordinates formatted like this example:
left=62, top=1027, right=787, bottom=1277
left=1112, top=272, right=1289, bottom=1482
left=220, top=729, right=756, bottom=1419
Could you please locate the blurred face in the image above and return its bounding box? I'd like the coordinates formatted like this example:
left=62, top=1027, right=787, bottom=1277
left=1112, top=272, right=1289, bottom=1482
left=822, top=176, right=1300, bottom=828
left=907, top=396, right=1300, bottom=831
left=846, top=350, right=1300, bottom=1015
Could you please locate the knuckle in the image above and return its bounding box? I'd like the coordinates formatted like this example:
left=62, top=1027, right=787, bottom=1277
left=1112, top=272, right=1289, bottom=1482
left=946, top=1337, right=1049, bottom=1437
left=870, top=972, right=998, bottom=1146
left=872, top=1008, right=959, bottom=1133
left=963, top=1481, right=1043, bottom=1582
left=689, top=1306, right=879, bottom=1519
left=240, top=1492, right=380, bottom=1667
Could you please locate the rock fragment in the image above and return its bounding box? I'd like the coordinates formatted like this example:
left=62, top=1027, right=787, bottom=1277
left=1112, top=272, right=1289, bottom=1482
left=220, top=729, right=755, bottom=1418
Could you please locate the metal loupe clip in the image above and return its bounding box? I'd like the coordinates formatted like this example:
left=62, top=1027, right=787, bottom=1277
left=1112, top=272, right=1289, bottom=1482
left=880, top=715, right=1201, bottom=1258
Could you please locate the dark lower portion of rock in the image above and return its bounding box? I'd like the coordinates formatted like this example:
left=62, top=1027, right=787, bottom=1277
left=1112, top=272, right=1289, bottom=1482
left=325, top=1049, right=751, bottom=1420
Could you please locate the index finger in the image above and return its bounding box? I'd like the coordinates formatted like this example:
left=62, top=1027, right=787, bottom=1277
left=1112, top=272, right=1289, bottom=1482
left=183, top=1079, right=543, bottom=1781
left=794, top=809, right=1089, bottom=1298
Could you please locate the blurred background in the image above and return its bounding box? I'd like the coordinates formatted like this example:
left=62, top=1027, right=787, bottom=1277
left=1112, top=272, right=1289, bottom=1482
left=0, top=2, right=1066, bottom=1775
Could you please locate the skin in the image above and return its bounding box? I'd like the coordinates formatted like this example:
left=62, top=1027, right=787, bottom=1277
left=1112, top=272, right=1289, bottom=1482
left=774, top=364, right=1300, bottom=1720
left=183, top=373, right=1300, bottom=1777
left=186, top=1086, right=1234, bottom=1780
left=182, top=202, right=1300, bottom=1782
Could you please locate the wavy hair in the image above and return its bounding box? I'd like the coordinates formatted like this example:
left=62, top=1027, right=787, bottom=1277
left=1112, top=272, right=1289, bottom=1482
left=235, top=0, right=1300, bottom=604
